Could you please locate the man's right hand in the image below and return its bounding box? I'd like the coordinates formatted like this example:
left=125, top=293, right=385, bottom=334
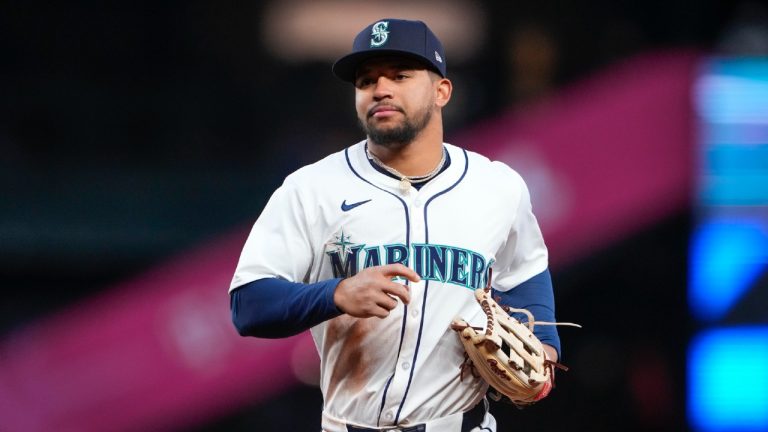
left=333, top=264, right=420, bottom=318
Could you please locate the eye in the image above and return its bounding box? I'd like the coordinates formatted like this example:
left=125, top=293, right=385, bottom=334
left=356, top=76, right=375, bottom=88
left=395, top=73, right=409, bottom=81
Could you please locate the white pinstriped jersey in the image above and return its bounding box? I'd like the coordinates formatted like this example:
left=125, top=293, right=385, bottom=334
left=230, top=141, right=549, bottom=431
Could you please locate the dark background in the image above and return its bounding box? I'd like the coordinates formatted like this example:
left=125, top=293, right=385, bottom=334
left=1, top=1, right=764, bottom=430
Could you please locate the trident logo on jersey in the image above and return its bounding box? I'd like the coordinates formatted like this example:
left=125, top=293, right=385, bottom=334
left=370, top=21, right=389, bottom=47
left=324, top=229, right=492, bottom=290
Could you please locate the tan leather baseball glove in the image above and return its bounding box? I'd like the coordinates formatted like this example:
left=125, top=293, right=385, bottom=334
left=450, top=272, right=580, bottom=407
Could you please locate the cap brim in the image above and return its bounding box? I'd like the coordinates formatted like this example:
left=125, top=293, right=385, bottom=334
left=332, top=49, right=443, bottom=83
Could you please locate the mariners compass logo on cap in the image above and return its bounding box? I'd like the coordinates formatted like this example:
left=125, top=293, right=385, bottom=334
left=370, top=21, right=389, bottom=47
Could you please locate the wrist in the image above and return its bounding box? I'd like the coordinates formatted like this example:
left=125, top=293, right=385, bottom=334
left=332, top=277, right=347, bottom=313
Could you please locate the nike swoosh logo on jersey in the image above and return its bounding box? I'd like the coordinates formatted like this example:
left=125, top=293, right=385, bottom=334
left=341, top=199, right=372, bottom=212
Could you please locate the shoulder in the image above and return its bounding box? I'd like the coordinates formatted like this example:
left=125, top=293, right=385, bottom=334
left=449, top=144, right=528, bottom=199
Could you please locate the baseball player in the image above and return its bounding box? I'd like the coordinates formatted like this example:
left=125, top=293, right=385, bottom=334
left=230, top=18, right=561, bottom=432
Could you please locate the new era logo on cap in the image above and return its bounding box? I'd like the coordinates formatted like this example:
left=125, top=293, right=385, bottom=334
left=332, top=18, right=447, bottom=82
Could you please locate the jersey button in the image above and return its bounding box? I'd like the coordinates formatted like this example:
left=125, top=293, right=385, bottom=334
left=413, top=199, right=422, bottom=207
left=411, top=308, right=420, bottom=318
left=385, top=412, right=394, bottom=420
left=401, top=361, right=411, bottom=370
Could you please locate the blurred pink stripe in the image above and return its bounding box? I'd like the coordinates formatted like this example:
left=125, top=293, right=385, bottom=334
left=456, top=50, right=699, bottom=265
left=0, top=231, right=310, bottom=432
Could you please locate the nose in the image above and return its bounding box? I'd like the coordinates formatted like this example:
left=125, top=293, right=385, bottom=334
left=372, top=76, right=394, bottom=100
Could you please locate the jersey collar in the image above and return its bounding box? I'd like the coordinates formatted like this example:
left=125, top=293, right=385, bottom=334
left=348, top=140, right=466, bottom=196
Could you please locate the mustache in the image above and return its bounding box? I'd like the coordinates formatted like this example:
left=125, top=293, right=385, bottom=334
left=367, top=104, right=405, bottom=118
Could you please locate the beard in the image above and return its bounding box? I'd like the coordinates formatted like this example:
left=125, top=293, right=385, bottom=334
left=359, top=99, right=434, bottom=149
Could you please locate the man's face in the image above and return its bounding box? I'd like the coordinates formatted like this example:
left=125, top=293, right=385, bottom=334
left=354, top=57, right=438, bottom=149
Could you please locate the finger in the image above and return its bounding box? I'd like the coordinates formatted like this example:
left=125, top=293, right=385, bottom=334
left=375, top=292, right=399, bottom=311
left=369, top=305, right=390, bottom=319
left=382, top=281, right=411, bottom=304
left=379, top=263, right=421, bottom=282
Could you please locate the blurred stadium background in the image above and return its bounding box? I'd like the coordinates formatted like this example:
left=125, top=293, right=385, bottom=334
left=1, top=1, right=767, bottom=431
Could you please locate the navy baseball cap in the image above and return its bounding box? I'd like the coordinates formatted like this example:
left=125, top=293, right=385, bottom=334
left=332, top=18, right=446, bottom=82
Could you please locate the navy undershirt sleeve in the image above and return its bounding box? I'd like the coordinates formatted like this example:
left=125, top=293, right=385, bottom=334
left=492, top=269, right=562, bottom=358
left=230, top=277, right=344, bottom=338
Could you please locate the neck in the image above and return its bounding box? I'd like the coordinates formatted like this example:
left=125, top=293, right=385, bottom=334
left=367, top=120, right=444, bottom=177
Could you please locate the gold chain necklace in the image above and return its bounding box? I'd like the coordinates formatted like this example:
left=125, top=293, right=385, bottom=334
left=366, top=146, right=447, bottom=195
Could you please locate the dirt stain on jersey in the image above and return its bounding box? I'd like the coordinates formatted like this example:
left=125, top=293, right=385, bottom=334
left=326, top=315, right=373, bottom=398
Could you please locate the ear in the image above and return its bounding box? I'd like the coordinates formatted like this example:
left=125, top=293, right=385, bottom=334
left=434, top=78, right=453, bottom=108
